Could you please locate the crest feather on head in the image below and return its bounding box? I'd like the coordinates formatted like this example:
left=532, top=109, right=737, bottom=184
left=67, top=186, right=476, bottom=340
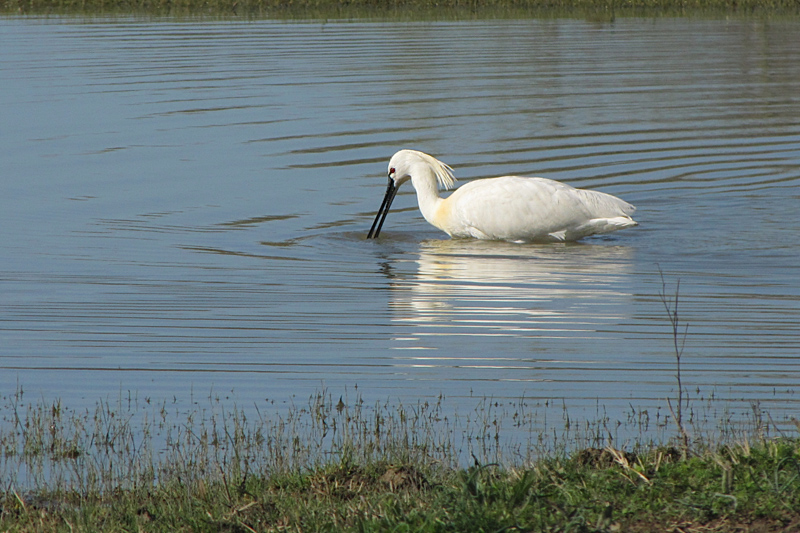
left=406, top=150, right=457, bottom=190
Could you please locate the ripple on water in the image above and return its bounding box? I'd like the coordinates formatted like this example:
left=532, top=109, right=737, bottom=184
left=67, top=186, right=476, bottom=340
left=0, top=17, right=799, bottom=435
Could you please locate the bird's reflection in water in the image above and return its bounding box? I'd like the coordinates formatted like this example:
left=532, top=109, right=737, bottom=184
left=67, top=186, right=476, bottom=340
left=388, top=239, right=636, bottom=367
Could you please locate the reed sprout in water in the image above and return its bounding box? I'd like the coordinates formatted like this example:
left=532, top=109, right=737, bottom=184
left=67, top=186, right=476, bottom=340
left=0, top=386, right=777, bottom=488
left=0, top=388, right=630, bottom=491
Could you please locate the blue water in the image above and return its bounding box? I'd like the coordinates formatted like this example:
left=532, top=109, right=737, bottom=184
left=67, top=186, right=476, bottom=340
left=1, top=17, right=799, bottom=435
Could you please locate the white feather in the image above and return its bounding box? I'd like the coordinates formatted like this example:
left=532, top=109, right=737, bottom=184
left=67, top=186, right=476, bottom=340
left=375, top=150, right=637, bottom=243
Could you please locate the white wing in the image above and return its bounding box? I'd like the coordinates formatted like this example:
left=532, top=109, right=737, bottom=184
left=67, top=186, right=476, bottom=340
left=445, top=176, right=636, bottom=242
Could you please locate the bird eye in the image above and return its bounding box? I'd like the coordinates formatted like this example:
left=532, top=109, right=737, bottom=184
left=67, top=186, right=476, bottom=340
left=388, top=167, right=396, bottom=177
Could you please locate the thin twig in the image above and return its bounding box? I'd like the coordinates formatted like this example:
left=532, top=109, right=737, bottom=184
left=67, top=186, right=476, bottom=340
left=658, top=266, right=690, bottom=451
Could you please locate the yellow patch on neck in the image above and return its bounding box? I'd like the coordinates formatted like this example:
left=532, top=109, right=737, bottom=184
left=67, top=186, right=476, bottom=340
left=430, top=196, right=455, bottom=235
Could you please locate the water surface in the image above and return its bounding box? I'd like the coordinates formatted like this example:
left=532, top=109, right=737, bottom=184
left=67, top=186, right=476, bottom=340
left=1, top=16, right=799, bottom=436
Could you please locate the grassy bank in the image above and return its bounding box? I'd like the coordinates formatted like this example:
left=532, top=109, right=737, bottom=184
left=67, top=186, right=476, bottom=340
left=3, top=0, right=800, bottom=18
left=1, top=388, right=798, bottom=531
left=4, top=439, right=800, bottom=531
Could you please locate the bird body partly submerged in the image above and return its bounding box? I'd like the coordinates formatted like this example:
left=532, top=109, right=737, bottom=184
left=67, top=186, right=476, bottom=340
left=367, top=150, right=637, bottom=243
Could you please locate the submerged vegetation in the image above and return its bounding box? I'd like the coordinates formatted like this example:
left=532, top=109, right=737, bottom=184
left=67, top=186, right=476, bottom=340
left=2, top=0, right=800, bottom=18
left=1, top=385, right=798, bottom=531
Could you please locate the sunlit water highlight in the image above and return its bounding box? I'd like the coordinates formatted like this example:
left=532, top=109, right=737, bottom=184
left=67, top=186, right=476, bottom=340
left=1, top=17, right=799, bottom=442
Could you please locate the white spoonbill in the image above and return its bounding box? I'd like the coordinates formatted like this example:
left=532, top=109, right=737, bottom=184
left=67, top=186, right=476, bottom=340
left=367, top=149, right=637, bottom=243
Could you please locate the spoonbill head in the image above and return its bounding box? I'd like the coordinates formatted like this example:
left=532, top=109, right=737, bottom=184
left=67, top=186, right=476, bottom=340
left=367, top=149, right=637, bottom=243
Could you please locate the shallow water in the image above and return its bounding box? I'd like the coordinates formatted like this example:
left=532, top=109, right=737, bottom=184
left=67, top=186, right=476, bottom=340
left=1, top=16, right=800, bottom=436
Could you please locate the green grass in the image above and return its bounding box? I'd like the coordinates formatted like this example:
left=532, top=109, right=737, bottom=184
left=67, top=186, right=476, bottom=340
left=2, top=387, right=799, bottom=531
left=3, top=437, right=800, bottom=531
left=3, top=0, right=800, bottom=19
